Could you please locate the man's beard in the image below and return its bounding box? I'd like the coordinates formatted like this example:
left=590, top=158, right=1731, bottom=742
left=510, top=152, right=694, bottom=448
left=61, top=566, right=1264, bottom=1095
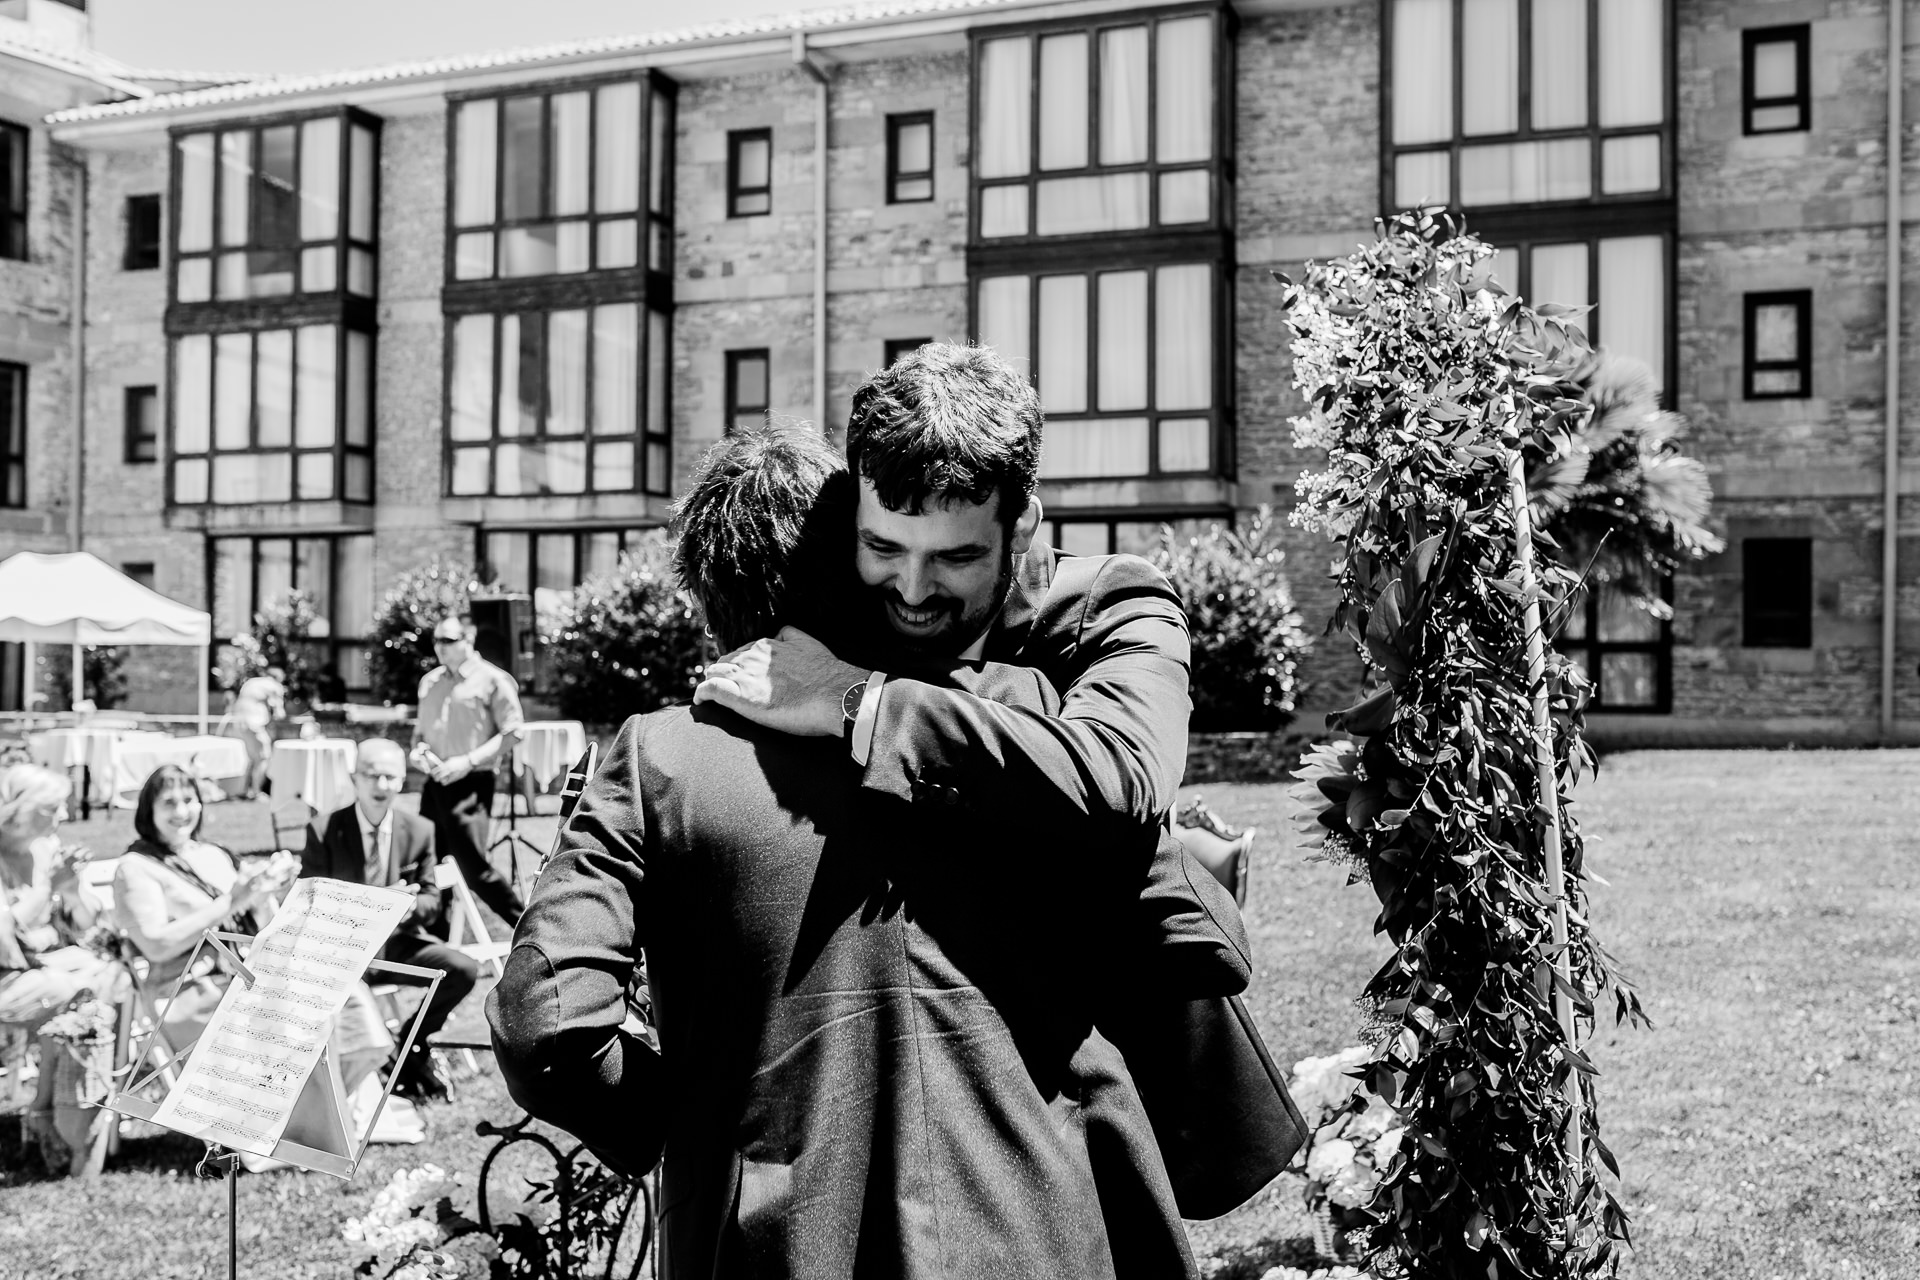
left=869, top=554, right=1015, bottom=660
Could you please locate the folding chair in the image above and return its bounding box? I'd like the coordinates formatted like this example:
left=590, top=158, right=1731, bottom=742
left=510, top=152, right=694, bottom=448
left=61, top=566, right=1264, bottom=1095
left=271, top=797, right=315, bottom=853
left=434, top=859, right=513, bottom=977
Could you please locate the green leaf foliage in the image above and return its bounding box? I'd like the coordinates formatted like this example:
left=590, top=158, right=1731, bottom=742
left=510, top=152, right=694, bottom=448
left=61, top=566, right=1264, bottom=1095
left=542, top=532, right=708, bottom=724
left=1281, top=210, right=1648, bottom=1280
left=369, top=558, right=492, bottom=706
left=215, top=589, right=328, bottom=706
left=1149, top=506, right=1312, bottom=731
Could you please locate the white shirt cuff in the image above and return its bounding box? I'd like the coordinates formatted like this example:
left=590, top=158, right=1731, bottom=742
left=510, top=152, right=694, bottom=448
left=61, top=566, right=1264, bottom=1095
left=850, top=672, right=888, bottom=767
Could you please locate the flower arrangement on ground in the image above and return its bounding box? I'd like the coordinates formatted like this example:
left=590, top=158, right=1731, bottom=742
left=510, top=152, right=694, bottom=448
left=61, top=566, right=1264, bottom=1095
left=1290, top=1046, right=1405, bottom=1261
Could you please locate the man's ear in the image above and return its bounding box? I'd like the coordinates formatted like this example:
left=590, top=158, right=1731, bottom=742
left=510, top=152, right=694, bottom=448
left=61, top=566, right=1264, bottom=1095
left=1009, top=496, right=1043, bottom=557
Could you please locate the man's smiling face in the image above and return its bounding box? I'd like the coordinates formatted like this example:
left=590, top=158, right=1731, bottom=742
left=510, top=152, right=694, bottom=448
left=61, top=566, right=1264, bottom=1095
left=854, top=477, right=1036, bottom=657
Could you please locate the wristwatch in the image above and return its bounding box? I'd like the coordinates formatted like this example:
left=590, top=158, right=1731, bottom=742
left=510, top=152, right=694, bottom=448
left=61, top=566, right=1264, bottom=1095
left=841, top=679, right=869, bottom=743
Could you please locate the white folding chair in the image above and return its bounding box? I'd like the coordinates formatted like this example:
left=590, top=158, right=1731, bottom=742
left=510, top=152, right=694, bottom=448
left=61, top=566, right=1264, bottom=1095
left=270, top=797, right=315, bottom=853
left=434, top=859, right=513, bottom=977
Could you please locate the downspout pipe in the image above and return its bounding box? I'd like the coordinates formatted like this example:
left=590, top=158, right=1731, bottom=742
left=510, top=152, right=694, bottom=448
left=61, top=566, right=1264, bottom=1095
left=67, top=149, right=85, bottom=555
left=1883, top=0, right=1905, bottom=740
left=793, top=31, right=830, bottom=436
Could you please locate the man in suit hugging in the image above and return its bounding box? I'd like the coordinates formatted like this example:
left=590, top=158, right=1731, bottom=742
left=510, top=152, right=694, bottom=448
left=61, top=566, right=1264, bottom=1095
left=300, top=737, right=478, bottom=1100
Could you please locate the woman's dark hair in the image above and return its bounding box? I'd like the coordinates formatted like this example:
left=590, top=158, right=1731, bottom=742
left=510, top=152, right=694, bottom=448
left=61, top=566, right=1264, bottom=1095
left=134, top=764, right=205, bottom=846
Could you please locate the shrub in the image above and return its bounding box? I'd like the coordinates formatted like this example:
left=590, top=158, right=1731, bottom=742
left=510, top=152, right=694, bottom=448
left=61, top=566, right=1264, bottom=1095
left=1149, top=507, right=1310, bottom=732
left=543, top=534, right=707, bottom=725
left=370, top=559, right=490, bottom=706
left=214, top=590, right=326, bottom=706
left=35, top=646, right=128, bottom=710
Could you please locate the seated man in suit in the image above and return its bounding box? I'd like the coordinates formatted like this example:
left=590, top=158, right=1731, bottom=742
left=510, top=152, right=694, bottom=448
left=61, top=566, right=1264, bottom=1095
left=301, top=737, right=478, bottom=1100
left=492, top=424, right=1250, bottom=1279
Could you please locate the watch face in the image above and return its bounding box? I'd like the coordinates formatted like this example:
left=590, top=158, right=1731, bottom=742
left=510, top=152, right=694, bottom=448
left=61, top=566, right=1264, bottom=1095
left=843, top=681, right=867, bottom=721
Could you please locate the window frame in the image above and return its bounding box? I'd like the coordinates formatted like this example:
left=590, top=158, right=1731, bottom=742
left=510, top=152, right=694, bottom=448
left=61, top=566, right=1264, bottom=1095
left=967, top=2, right=1232, bottom=249
left=0, top=361, right=23, bottom=509
left=1552, top=580, right=1672, bottom=713
left=1045, top=507, right=1229, bottom=558
left=166, top=107, right=382, bottom=307
left=1741, top=537, right=1813, bottom=649
left=442, top=302, right=672, bottom=500
left=443, top=71, right=675, bottom=285
left=1743, top=289, right=1812, bottom=401
left=1380, top=0, right=1677, bottom=215
left=206, top=532, right=377, bottom=692
left=883, top=337, right=932, bottom=368
left=123, top=193, right=162, bottom=272
left=727, top=128, right=774, bottom=219
left=1742, top=24, right=1810, bottom=136
left=123, top=384, right=158, bottom=464
left=725, top=348, right=772, bottom=435
left=886, top=112, right=936, bottom=205
left=0, top=121, right=24, bottom=262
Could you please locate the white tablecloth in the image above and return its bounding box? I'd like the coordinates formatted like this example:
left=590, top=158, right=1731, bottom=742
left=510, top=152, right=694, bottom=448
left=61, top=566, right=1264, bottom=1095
left=515, top=720, right=588, bottom=789
left=266, top=737, right=358, bottom=817
left=29, top=728, right=170, bottom=804
left=109, top=734, right=251, bottom=805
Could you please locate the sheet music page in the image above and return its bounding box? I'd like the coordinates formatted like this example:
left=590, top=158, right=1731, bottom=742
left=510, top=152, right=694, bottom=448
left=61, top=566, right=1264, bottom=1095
left=150, top=877, right=411, bottom=1156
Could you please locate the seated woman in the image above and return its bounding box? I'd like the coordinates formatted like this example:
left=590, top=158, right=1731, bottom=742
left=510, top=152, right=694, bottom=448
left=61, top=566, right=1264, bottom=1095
left=112, top=765, right=396, bottom=1119
left=0, top=763, right=124, bottom=1171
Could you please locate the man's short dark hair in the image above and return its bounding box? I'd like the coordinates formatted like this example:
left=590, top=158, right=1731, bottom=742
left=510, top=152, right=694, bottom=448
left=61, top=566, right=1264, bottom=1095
left=671, top=422, right=855, bottom=652
left=843, top=342, right=1041, bottom=529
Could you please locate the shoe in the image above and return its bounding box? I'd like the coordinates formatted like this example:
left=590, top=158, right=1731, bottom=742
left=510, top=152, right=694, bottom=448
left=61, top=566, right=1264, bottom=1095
left=390, top=1044, right=449, bottom=1102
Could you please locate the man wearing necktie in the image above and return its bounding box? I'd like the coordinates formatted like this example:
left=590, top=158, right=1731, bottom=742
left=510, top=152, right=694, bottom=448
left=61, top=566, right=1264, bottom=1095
left=299, top=737, right=477, bottom=1101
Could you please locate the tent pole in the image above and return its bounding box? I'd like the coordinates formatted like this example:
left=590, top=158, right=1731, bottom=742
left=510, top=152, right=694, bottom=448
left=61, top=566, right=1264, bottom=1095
left=198, top=644, right=209, bottom=735
left=70, top=641, right=83, bottom=713
left=22, top=640, right=33, bottom=712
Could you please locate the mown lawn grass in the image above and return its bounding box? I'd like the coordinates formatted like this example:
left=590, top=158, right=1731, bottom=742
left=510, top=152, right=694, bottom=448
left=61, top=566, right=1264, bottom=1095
left=4, top=750, right=1916, bottom=1278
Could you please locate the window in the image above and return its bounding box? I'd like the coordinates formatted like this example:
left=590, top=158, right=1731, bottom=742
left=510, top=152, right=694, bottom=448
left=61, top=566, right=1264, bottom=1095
left=0, top=362, right=22, bottom=508
left=1742, top=538, right=1812, bottom=648
left=887, top=113, right=934, bottom=204
left=172, top=113, right=377, bottom=302
left=1743, top=26, right=1809, bottom=135
left=973, top=11, right=1220, bottom=239
left=450, top=79, right=673, bottom=280
left=728, top=129, right=772, bottom=218
left=211, top=534, right=375, bottom=690
left=1386, top=0, right=1668, bottom=210
left=0, top=122, right=25, bottom=261
left=169, top=325, right=374, bottom=505
left=124, top=385, right=158, bottom=463
left=122, top=562, right=156, bottom=590
left=1555, top=583, right=1669, bottom=711
left=884, top=338, right=930, bottom=368
left=123, top=194, right=161, bottom=271
left=1484, top=234, right=1668, bottom=392
left=976, top=262, right=1218, bottom=479
left=481, top=526, right=656, bottom=620
left=725, top=349, right=771, bottom=434
left=1745, top=290, right=1811, bottom=399
left=448, top=303, right=670, bottom=497
left=1046, top=513, right=1216, bottom=558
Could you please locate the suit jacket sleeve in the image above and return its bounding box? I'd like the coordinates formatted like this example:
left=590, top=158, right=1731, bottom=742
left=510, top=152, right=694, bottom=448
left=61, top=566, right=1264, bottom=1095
left=396, top=818, right=442, bottom=931
left=859, top=553, right=1191, bottom=827
left=487, top=714, right=664, bottom=1179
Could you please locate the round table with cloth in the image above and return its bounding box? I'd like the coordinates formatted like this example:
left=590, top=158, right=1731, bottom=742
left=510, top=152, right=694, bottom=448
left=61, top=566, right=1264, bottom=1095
left=107, top=734, right=250, bottom=806
left=514, top=720, right=588, bottom=791
left=28, top=727, right=160, bottom=806
left=266, top=737, right=357, bottom=817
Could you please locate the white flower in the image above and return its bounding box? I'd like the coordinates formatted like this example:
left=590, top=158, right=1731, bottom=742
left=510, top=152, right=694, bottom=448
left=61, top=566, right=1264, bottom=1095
left=1306, top=1137, right=1358, bottom=1185
left=1371, top=1126, right=1405, bottom=1168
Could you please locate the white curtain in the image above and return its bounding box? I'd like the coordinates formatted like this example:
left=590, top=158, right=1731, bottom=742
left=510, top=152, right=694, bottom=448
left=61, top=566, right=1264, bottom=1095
left=541, top=441, right=588, bottom=495
left=255, top=329, right=293, bottom=448
left=593, top=440, right=634, bottom=492
left=453, top=101, right=497, bottom=228
left=1531, top=0, right=1588, bottom=129
left=1158, top=418, right=1211, bottom=472
left=1600, top=0, right=1664, bottom=127
left=595, top=83, right=642, bottom=214
left=497, top=315, right=524, bottom=438
left=1098, top=270, right=1148, bottom=411
left=547, top=309, right=589, bottom=436
left=1602, top=135, right=1661, bottom=194
left=1155, top=264, right=1212, bottom=411
left=1459, top=138, right=1589, bottom=205
left=1039, top=33, right=1089, bottom=171
left=646, top=308, right=668, bottom=438
left=979, top=186, right=1028, bottom=238
left=1100, top=26, right=1149, bottom=165
left=979, top=38, right=1032, bottom=178
left=593, top=303, right=637, bottom=435
left=649, top=89, right=672, bottom=214
left=214, top=333, right=252, bottom=450
left=1155, top=15, right=1213, bottom=162
left=451, top=448, right=489, bottom=496
left=1038, top=275, right=1088, bottom=414
left=336, top=537, right=374, bottom=637
left=350, top=125, right=375, bottom=242
left=1392, top=0, right=1453, bottom=144
left=1158, top=170, right=1209, bottom=224
left=978, top=275, right=1031, bottom=370
left=219, top=132, right=252, bottom=248
left=1599, top=236, right=1665, bottom=391
left=344, top=331, right=371, bottom=448
left=211, top=540, right=252, bottom=637
left=1462, top=0, right=1518, bottom=136
left=1036, top=173, right=1149, bottom=235
left=1752, top=39, right=1797, bottom=98
left=174, top=334, right=212, bottom=453
left=1041, top=419, right=1149, bottom=478
left=177, top=134, right=215, bottom=252
left=1394, top=152, right=1451, bottom=207
left=1530, top=242, right=1589, bottom=334
left=298, top=117, right=340, bottom=243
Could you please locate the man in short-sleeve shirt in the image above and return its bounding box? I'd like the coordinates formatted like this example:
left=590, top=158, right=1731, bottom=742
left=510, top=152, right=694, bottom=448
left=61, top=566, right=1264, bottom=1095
left=411, top=615, right=526, bottom=926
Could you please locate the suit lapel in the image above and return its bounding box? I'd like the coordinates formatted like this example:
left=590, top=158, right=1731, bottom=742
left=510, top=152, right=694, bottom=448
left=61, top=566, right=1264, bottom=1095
left=331, top=807, right=367, bottom=884
left=983, top=540, right=1057, bottom=664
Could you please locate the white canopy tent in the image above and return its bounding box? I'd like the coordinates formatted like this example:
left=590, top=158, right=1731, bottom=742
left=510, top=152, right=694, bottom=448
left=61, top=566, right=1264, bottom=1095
left=0, top=551, right=213, bottom=730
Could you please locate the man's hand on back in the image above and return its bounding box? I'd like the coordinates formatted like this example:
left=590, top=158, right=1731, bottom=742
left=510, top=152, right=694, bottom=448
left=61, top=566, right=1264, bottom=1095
left=695, top=627, right=868, bottom=737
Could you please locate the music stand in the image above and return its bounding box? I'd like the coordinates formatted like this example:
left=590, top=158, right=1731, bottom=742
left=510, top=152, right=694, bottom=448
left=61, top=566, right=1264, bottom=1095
left=107, top=929, right=443, bottom=1277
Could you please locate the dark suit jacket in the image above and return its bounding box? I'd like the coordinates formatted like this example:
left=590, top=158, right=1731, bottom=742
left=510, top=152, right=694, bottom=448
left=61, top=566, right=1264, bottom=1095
left=490, top=664, right=1249, bottom=1280
left=299, top=804, right=444, bottom=947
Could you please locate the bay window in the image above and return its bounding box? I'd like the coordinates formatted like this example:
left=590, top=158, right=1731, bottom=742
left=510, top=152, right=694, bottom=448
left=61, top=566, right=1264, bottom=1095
left=1556, top=583, right=1670, bottom=711
left=169, top=323, right=373, bottom=505
left=447, top=302, right=670, bottom=497
left=976, top=261, right=1220, bottom=479
left=450, top=77, right=674, bottom=280
left=172, top=112, right=377, bottom=302
left=211, top=533, right=375, bottom=691
left=1482, top=233, right=1668, bottom=390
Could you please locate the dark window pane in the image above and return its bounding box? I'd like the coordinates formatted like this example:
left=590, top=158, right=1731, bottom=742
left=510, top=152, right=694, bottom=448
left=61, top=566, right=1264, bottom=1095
left=257, top=125, right=300, bottom=250
left=1742, top=537, right=1813, bottom=648
left=124, top=194, right=162, bottom=270
left=501, top=96, right=547, bottom=221
left=125, top=385, right=158, bottom=463
left=122, top=562, right=156, bottom=590
left=1, top=123, right=27, bottom=260
left=1600, top=653, right=1658, bottom=707
left=1753, top=303, right=1799, bottom=362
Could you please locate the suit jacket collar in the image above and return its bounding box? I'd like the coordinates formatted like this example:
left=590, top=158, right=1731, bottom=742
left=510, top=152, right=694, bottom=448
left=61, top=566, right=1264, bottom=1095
left=983, top=540, right=1057, bottom=663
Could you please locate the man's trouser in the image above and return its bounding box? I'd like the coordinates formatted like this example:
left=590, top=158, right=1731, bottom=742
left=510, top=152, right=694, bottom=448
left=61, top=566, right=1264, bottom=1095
left=382, top=937, right=482, bottom=1042
left=418, top=772, right=525, bottom=927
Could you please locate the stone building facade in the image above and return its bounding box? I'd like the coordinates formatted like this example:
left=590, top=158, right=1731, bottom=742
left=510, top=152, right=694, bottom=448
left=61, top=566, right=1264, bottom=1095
left=0, top=0, right=1913, bottom=743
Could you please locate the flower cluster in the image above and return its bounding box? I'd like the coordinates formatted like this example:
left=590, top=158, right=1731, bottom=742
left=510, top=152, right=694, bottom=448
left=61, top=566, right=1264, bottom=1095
left=37, top=998, right=116, bottom=1048
left=1290, top=1047, right=1406, bottom=1212
left=341, top=1164, right=465, bottom=1276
